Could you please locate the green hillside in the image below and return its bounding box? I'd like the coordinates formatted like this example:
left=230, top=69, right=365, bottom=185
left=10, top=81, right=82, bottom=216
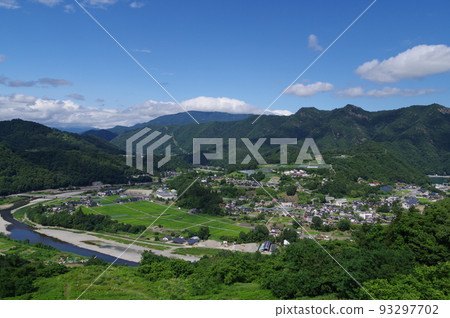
left=0, top=119, right=137, bottom=195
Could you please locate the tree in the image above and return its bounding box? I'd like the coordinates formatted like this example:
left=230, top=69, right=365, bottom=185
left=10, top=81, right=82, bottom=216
left=311, top=216, right=322, bottom=230
left=337, top=218, right=351, bottom=231
left=197, top=226, right=210, bottom=240
left=251, top=171, right=265, bottom=182
left=284, top=185, right=297, bottom=196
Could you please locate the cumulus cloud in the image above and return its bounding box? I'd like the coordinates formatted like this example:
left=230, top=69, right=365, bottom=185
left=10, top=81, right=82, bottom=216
left=0, top=77, right=73, bottom=87
left=0, top=54, right=6, bottom=63
left=337, top=86, right=440, bottom=98
left=36, top=0, right=62, bottom=7
left=0, top=95, right=292, bottom=128
left=284, top=82, right=334, bottom=97
left=355, top=44, right=450, bottom=83
left=308, top=34, right=323, bottom=51
left=67, top=93, right=85, bottom=101
left=0, top=0, right=19, bottom=9
left=130, top=1, right=145, bottom=9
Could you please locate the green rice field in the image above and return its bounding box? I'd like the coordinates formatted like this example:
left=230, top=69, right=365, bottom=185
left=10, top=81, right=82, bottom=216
left=82, top=200, right=251, bottom=239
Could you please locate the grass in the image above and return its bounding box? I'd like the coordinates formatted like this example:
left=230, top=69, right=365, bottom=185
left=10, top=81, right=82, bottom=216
left=0, top=235, right=84, bottom=263
left=0, top=197, right=26, bottom=206
left=12, top=204, right=35, bottom=222
left=85, top=200, right=252, bottom=239
left=19, top=265, right=276, bottom=300
left=418, top=198, right=431, bottom=204
left=90, top=205, right=149, bottom=218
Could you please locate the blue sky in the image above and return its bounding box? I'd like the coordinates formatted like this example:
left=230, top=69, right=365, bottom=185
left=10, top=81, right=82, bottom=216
left=0, top=0, right=449, bottom=128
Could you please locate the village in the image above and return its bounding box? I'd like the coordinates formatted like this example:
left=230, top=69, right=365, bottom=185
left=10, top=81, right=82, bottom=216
left=37, top=165, right=447, bottom=254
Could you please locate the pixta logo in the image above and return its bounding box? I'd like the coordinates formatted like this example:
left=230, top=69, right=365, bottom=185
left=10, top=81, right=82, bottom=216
left=126, top=129, right=325, bottom=174
left=193, top=138, right=325, bottom=165
left=126, top=128, right=172, bottom=174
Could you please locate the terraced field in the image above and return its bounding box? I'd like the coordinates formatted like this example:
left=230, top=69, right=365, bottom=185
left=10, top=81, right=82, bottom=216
left=82, top=200, right=251, bottom=239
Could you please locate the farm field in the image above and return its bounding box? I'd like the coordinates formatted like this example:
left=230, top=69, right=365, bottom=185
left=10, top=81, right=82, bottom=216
left=83, top=200, right=251, bottom=240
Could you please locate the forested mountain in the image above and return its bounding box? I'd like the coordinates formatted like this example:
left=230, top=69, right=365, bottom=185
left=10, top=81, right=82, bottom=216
left=111, top=104, right=450, bottom=175
left=0, top=119, right=137, bottom=195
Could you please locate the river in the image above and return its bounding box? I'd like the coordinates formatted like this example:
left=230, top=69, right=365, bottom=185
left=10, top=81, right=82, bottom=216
left=0, top=206, right=138, bottom=266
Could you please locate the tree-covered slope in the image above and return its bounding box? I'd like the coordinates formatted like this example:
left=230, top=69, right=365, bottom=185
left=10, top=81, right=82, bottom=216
left=0, top=119, right=136, bottom=194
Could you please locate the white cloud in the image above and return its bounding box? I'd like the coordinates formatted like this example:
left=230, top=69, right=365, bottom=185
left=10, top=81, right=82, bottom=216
left=133, top=49, right=152, bottom=54
left=130, top=1, right=145, bottom=9
left=84, top=0, right=118, bottom=7
left=337, top=86, right=440, bottom=98
left=308, top=34, right=323, bottom=51
left=36, top=0, right=62, bottom=7
left=180, top=96, right=261, bottom=114
left=0, top=0, right=19, bottom=9
left=0, top=95, right=292, bottom=128
left=284, top=81, right=334, bottom=97
left=355, top=44, right=450, bottom=83
left=64, top=4, right=75, bottom=13
left=0, top=54, right=7, bottom=63
left=366, top=87, right=440, bottom=98
left=337, top=87, right=365, bottom=98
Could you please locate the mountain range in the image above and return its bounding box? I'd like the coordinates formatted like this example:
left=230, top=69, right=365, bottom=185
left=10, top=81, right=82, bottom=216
left=107, top=104, right=450, bottom=175
left=0, top=104, right=448, bottom=194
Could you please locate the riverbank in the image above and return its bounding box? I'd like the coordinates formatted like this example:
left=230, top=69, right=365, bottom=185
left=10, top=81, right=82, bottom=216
left=35, top=228, right=201, bottom=263
left=0, top=211, right=12, bottom=235
left=0, top=198, right=45, bottom=236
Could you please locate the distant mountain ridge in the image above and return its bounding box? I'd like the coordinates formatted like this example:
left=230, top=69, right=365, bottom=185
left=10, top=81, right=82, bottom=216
left=82, top=111, right=253, bottom=139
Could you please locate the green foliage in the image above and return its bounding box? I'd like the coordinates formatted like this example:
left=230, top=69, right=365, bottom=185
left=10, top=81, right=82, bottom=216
left=251, top=171, right=265, bottom=182
left=197, top=226, right=210, bottom=240
left=0, top=119, right=137, bottom=195
left=169, top=174, right=224, bottom=215
left=284, top=185, right=297, bottom=196
left=362, top=262, right=450, bottom=300
left=84, top=256, right=108, bottom=266
left=238, top=224, right=270, bottom=243
left=337, top=218, right=351, bottom=231
left=219, top=183, right=245, bottom=198
left=311, top=216, right=323, bottom=230
left=0, top=254, right=69, bottom=299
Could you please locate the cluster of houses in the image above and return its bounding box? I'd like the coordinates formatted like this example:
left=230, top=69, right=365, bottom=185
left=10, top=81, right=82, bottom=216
left=162, top=235, right=200, bottom=245
left=282, top=169, right=308, bottom=177
left=217, top=177, right=445, bottom=228
left=97, top=188, right=125, bottom=197
left=46, top=197, right=100, bottom=214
